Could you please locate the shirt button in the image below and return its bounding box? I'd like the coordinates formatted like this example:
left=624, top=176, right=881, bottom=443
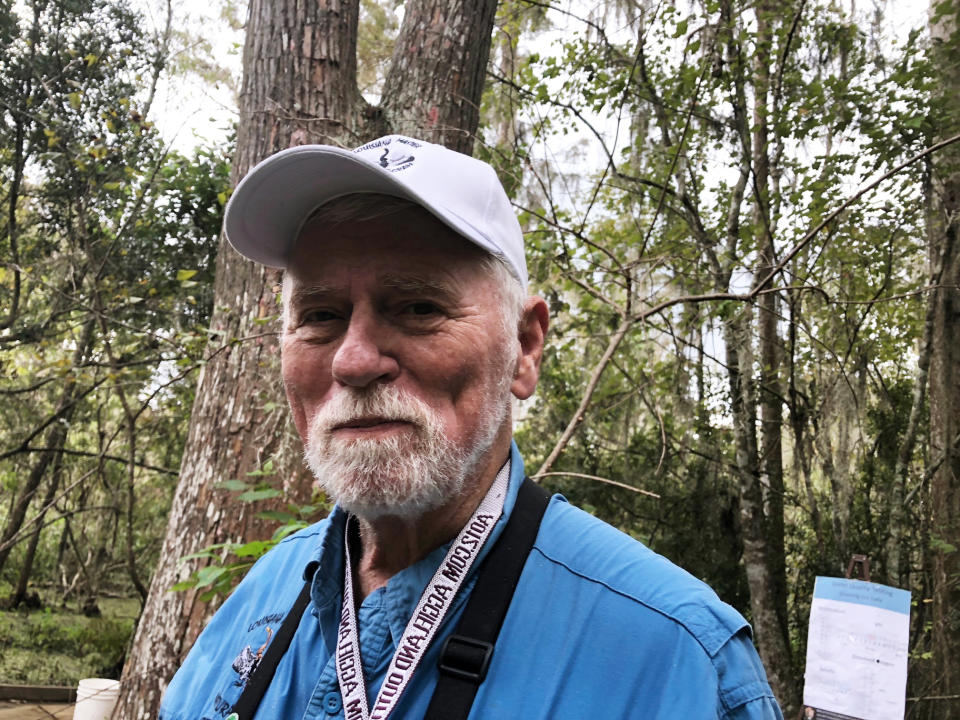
left=323, top=691, right=342, bottom=714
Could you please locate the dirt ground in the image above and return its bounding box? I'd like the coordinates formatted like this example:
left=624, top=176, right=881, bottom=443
left=0, top=701, right=73, bottom=718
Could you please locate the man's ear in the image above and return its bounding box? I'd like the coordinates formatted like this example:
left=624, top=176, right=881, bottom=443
left=510, top=296, right=549, bottom=400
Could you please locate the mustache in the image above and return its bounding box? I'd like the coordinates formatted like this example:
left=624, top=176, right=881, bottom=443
left=312, top=386, right=432, bottom=434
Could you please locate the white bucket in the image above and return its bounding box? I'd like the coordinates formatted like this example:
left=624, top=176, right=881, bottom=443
left=74, top=678, right=121, bottom=720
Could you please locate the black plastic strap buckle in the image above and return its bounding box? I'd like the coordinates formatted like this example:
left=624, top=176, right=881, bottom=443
left=438, top=634, right=494, bottom=683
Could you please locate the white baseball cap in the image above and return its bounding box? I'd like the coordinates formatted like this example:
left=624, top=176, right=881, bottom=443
left=224, top=135, right=528, bottom=286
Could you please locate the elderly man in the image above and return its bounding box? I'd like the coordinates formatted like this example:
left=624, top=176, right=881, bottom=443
left=159, top=135, right=783, bottom=720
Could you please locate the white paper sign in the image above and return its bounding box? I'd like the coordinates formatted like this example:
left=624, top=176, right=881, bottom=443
left=802, top=576, right=911, bottom=720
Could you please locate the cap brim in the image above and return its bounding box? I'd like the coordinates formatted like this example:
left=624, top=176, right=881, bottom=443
left=225, top=145, right=435, bottom=268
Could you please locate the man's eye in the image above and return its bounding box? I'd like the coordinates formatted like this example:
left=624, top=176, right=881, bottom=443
left=302, top=309, right=339, bottom=323
left=403, top=302, right=441, bottom=316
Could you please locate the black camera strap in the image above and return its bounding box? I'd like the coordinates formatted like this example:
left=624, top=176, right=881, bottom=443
left=424, top=477, right=550, bottom=720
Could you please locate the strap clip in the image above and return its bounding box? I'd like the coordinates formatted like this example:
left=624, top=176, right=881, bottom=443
left=438, top=634, right=494, bottom=683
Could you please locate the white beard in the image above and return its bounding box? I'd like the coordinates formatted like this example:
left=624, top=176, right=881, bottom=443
left=304, top=379, right=511, bottom=520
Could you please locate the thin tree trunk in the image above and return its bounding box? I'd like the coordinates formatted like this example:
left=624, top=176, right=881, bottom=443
left=115, top=1, right=499, bottom=717
left=724, top=308, right=794, bottom=710
left=0, top=319, right=95, bottom=577
left=886, top=182, right=939, bottom=586
left=926, top=181, right=960, bottom=716
left=751, top=5, right=794, bottom=708
left=787, top=290, right=824, bottom=554
left=10, top=452, right=66, bottom=607
left=924, top=3, right=960, bottom=712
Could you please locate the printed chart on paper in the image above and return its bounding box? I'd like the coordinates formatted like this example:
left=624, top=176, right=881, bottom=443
left=802, top=576, right=910, bottom=720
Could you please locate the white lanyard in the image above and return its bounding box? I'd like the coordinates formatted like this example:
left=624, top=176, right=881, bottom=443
left=336, top=464, right=509, bottom=720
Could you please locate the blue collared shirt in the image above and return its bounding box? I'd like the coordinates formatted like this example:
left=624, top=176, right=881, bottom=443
left=160, top=443, right=783, bottom=719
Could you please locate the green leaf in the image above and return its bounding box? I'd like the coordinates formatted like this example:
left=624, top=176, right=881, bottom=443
left=178, top=545, right=226, bottom=563
left=930, top=538, right=957, bottom=554
left=257, top=509, right=297, bottom=523
left=232, top=540, right=271, bottom=557
left=237, top=488, right=282, bottom=502
left=215, top=479, right=249, bottom=492
left=272, top=522, right=308, bottom=542
left=176, top=269, right=198, bottom=282
left=194, top=565, right=227, bottom=588
left=246, top=460, right=275, bottom=477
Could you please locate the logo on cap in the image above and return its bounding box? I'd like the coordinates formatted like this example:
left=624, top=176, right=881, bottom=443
left=355, top=136, right=420, bottom=173
left=378, top=147, right=415, bottom=171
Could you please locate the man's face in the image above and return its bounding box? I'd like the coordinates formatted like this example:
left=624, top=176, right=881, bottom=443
left=281, top=210, right=524, bottom=519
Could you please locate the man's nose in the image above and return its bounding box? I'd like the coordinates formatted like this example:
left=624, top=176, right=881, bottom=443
left=331, top=310, right=400, bottom=388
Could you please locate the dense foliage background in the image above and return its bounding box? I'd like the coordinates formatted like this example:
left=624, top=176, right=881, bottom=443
left=1, top=0, right=958, bottom=715
left=0, top=0, right=230, bottom=671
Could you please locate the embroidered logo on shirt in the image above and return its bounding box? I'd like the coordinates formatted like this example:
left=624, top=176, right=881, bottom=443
left=231, top=626, right=273, bottom=688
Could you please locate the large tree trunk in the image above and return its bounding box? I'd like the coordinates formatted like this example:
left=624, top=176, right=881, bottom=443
left=925, top=2, right=960, bottom=713
left=382, top=0, right=497, bottom=152
left=115, top=1, right=498, bottom=717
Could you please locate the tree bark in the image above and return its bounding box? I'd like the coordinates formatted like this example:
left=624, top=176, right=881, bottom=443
left=925, top=3, right=960, bottom=712
left=115, top=1, right=499, bottom=717
left=714, top=0, right=795, bottom=710
left=382, top=0, right=497, bottom=152
left=724, top=307, right=794, bottom=710
left=926, top=191, right=960, bottom=715
left=751, top=5, right=794, bottom=708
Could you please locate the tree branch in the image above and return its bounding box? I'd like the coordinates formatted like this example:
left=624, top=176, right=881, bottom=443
left=532, top=471, right=661, bottom=498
